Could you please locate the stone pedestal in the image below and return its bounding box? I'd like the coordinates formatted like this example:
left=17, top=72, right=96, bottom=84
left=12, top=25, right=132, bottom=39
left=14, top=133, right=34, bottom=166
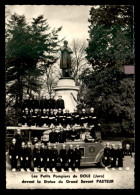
left=54, top=77, right=79, bottom=113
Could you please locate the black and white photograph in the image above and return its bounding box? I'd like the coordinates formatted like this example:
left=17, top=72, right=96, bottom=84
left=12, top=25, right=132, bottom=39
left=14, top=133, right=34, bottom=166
left=5, top=5, right=135, bottom=189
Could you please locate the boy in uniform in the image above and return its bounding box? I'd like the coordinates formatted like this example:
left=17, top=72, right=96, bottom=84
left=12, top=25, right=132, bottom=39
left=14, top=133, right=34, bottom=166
left=104, top=142, right=111, bottom=170
left=14, top=129, right=22, bottom=157
left=33, top=142, right=40, bottom=172
left=67, top=144, right=74, bottom=172
left=58, top=127, right=66, bottom=143
left=25, top=141, right=32, bottom=172
left=116, top=143, right=124, bottom=170
left=63, top=109, right=72, bottom=126
left=79, top=108, right=88, bottom=126
left=40, top=142, right=46, bottom=172
left=31, top=108, right=39, bottom=126
left=49, top=109, right=56, bottom=126
left=49, top=127, right=58, bottom=143
left=22, top=107, right=31, bottom=126
left=20, top=142, right=26, bottom=172
left=59, top=144, right=67, bottom=172
left=56, top=108, right=64, bottom=126
left=46, top=142, right=52, bottom=172
left=110, top=144, right=116, bottom=170
left=69, top=126, right=79, bottom=141
left=74, top=145, right=81, bottom=172
left=9, top=138, right=19, bottom=172
left=56, top=95, right=65, bottom=110
left=72, top=108, right=80, bottom=126
left=51, top=144, right=58, bottom=172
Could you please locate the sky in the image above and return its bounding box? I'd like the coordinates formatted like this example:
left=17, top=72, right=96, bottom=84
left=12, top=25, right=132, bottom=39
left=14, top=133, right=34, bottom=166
left=5, top=5, right=92, bottom=44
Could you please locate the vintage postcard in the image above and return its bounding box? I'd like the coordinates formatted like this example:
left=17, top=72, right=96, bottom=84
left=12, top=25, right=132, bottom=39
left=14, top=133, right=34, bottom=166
left=5, top=5, right=135, bottom=189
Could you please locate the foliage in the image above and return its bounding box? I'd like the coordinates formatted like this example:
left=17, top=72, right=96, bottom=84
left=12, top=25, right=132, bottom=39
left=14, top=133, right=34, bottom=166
left=83, top=5, right=134, bottom=136
left=86, top=5, right=134, bottom=69
left=5, top=14, right=62, bottom=124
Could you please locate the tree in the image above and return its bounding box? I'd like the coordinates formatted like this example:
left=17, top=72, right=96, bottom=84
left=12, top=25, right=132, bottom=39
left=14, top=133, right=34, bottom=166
left=83, top=5, right=134, bottom=136
left=70, top=39, right=92, bottom=85
left=5, top=14, right=62, bottom=125
left=86, top=5, right=134, bottom=69
left=39, top=63, right=61, bottom=98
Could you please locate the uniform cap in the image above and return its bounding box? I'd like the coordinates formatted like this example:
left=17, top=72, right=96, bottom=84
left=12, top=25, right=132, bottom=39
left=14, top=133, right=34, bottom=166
left=62, top=143, right=66, bottom=147
left=90, top=107, right=94, bottom=111
left=76, top=145, right=80, bottom=147
left=70, top=144, right=73, bottom=147
left=82, top=108, right=85, bottom=112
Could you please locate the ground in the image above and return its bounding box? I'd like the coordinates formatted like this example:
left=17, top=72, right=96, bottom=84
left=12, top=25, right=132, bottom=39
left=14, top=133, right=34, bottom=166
left=6, top=155, right=135, bottom=189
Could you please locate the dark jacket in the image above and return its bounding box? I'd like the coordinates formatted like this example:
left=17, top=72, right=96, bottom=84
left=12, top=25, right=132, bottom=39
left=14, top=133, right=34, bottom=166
left=20, top=147, right=26, bottom=159
left=51, top=148, right=58, bottom=160
left=14, top=134, right=22, bottom=147
left=59, top=148, right=67, bottom=161
left=110, top=148, right=116, bottom=159
left=67, top=149, right=74, bottom=160
left=9, top=143, right=18, bottom=157
left=25, top=147, right=32, bottom=159
left=33, top=148, right=40, bottom=159
left=104, top=147, right=111, bottom=158
left=49, top=132, right=58, bottom=143
left=46, top=149, right=52, bottom=160
left=40, top=147, right=46, bottom=159
left=58, top=131, right=66, bottom=143
left=74, top=149, right=81, bottom=160
left=49, top=98, right=56, bottom=109
left=56, top=99, right=65, bottom=109
left=116, top=148, right=124, bottom=159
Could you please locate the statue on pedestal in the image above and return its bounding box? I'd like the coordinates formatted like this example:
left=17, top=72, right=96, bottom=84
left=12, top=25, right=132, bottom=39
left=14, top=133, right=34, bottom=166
left=60, top=40, right=73, bottom=77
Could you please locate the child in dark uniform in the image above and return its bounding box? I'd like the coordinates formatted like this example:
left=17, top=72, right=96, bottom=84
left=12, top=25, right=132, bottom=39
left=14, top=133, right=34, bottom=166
left=74, top=145, right=81, bottom=172
left=67, top=144, right=74, bottom=172
left=110, top=144, right=116, bottom=170
left=116, top=143, right=124, bottom=170
left=104, top=142, right=111, bottom=170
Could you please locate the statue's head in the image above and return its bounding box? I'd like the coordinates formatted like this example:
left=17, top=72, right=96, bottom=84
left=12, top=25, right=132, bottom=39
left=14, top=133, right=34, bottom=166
left=64, top=40, right=68, bottom=46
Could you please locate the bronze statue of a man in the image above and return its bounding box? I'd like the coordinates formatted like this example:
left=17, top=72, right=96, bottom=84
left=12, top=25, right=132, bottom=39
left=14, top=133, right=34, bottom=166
left=60, top=40, right=73, bottom=77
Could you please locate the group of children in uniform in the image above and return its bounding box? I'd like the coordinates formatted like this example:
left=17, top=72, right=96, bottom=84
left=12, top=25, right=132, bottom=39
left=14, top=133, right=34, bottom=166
left=9, top=137, right=81, bottom=173
left=104, top=142, right=132, bottom=171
